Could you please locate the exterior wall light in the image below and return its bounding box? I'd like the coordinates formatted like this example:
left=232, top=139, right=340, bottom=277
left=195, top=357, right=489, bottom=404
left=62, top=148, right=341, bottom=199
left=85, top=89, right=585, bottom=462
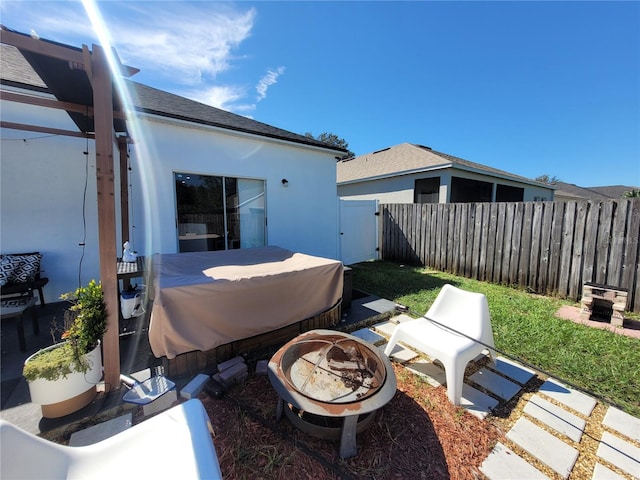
left=281, top=178, right=289, bottom=187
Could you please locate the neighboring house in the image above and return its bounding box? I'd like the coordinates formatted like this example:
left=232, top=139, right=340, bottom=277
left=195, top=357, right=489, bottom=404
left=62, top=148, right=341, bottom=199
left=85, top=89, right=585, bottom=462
left=337, top=143, right=554, bottom=204
left=553, top=182, right=640, bottom=202
left=1, top=40, right=346, bottom=302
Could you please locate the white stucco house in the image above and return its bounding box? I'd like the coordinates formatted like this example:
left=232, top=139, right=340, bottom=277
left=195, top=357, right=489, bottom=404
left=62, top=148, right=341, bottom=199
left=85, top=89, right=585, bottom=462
left=337, top=143, right=554, bottom=204
left=1, top=40, right=346, bottom=303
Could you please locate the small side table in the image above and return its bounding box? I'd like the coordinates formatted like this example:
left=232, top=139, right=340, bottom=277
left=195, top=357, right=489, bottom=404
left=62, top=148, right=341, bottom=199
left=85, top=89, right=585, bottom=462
left=1, top=296, right=39, bottom=352
left=117, top=256, right=146, bottom=290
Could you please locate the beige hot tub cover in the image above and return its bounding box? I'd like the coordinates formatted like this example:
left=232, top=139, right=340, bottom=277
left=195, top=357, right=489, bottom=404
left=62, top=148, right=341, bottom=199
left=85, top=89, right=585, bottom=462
left=148, top=246, right=343, bottom=359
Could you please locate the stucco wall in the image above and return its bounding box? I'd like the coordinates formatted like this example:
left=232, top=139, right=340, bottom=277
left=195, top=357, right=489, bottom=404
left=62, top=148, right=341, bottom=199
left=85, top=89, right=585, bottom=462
left=2, top=88, right=340, bottom=302
left=129, top=115, right=340, bottom=260
left=1, top=94, right=103, bottom=302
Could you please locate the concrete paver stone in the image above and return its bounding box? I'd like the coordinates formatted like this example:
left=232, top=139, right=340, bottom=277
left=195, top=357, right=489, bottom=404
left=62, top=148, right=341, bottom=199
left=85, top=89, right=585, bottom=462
left=361, top=298, right=397, bottom=315
left=469, top=368, right=522, bottom=401
left=373, top=314, right=414, bottom=337
left=596, top=431, right=640, bottom=479
left=489, top=356, right=536, bottom=385
left=480, top=442, right=549, bottom=480
left=372, top=321, right=399, bottom=337
left=389, top=313, right=414, bottom=324
left=351, top=328, right=386, bottom=345
left=381, top=343, right=419, bottom=363
left=603, top=406, right=640, bottom=443
left=523, top=394, right=586, bottom=443
left=507, top=417, right=579, bottom=479
left=69, top=413, right=132, bottom=446
left=539, top=378, right=597, bottom=416
left=592, top=463, right=627, bottom=480
left=460, top=384, right=499, bottom=419
left=180, top=373, right=210, bottom=399
left=404, top=359, right=446, bottom=387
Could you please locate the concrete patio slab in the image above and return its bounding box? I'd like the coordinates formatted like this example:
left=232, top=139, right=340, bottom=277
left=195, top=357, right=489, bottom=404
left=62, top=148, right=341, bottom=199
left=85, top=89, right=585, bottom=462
left=489, top=356, right=536, bottom=385
left=507, top=417, right=579, bottom=479
left=480, top=442, right=549, bottom=480
left=538, top=378, right=597, bottom=416
left=469, top=368, right=522, bottom=401
left=596, top=431, right=640, bottom=479
left=523, top=394, right=586, bottom=443
left=69, top=412, right=132, bottom=446
left=603, top=406, right=640, bottom=442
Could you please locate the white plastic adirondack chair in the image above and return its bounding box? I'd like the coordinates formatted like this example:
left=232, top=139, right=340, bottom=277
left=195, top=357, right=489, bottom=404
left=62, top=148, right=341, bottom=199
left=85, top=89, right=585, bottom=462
left=0, top=399, right=223, bottom=480
left=384, top=284, right=496, bottom=405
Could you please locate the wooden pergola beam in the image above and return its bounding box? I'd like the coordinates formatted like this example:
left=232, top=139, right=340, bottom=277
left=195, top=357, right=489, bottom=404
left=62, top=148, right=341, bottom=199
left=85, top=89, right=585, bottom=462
left=0, top=89, right=128, bottom=121
left=118, top=135, right=130, bottom=249
left=0, top=91, right=94, bottom=115
left=0, top=26, right=139, bottom=77
left=0, top=121, right=94, bottom=139
left=91, top=44, right=120, bottom=391
left=0, top=27, right=86, bottom=65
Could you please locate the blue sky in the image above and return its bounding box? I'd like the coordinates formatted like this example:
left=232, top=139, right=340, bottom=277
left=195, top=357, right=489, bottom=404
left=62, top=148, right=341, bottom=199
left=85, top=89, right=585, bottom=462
left=2, top=1, right=639, bottom=187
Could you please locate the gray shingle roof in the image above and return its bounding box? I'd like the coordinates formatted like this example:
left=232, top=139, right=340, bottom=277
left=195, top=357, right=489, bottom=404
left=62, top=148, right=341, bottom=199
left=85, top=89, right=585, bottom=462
left=0, top=44, right=46, bottom=89
left=1, top=44, right=345, bottom=153
left=129, top=81, right=337, bottom=150
left=588, top=185, right=639, bottom=199
left=553, top=182, right=639, bottom=201
left=337, top=142, right=547, bottom=187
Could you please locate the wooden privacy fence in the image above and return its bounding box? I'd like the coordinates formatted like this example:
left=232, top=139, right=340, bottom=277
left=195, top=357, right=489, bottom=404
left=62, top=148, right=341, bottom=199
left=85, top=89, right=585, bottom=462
left=381, top=199, right=640, bottom=312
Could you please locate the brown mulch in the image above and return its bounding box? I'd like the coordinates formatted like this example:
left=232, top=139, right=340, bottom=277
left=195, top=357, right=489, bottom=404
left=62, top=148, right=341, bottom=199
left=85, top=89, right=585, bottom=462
left=199, top=363, right=502, bottom=480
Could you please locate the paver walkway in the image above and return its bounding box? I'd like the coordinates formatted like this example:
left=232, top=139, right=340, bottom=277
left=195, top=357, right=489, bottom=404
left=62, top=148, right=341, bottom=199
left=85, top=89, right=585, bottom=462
left=351, top=317, right=640, bottom=480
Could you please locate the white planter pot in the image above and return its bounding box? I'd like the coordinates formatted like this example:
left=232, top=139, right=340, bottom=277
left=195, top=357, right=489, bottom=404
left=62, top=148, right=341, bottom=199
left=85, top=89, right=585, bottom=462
left=25, top=342, right=103, bottom=418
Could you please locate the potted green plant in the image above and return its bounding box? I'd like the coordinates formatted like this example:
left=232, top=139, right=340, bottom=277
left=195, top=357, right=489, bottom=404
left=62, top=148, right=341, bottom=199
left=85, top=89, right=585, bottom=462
left=23, top=280, right=107, bottom=418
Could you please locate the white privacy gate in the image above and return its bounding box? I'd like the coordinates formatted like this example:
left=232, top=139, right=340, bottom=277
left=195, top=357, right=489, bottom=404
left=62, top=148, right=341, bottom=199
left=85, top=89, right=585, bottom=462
left=339, top=199, right=379, bottom=265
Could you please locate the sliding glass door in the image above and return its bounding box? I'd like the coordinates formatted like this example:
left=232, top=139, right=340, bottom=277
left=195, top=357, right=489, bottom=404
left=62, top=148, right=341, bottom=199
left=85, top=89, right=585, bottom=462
left=174, top=172, right=265, bottom=253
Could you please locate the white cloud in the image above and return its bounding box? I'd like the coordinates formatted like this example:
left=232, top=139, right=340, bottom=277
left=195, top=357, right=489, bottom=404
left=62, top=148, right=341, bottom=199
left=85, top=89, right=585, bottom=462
left=105, top=3, right=257, bottom=86
left=256, top=66, right=285, bottom=101
left=0, top=1, right=279, bottom=114
left=2, top=2, right=256, bottom=86
left=182, top=84, right=247, bottom=111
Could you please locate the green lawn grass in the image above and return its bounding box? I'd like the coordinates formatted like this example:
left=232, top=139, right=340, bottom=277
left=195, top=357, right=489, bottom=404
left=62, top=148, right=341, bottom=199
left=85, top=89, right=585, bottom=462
left=351, top=260, right=640, bottom=417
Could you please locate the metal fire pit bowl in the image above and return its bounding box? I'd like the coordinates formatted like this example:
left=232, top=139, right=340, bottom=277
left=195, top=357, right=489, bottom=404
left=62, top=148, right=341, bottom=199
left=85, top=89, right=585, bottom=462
left=268, top=329, right=397, bottom=458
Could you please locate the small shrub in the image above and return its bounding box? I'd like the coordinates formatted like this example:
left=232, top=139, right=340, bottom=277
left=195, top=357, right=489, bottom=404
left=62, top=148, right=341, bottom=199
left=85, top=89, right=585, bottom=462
left=22, top=343, right=87, bottom=382
left=23, top=280, right=106, bottom=382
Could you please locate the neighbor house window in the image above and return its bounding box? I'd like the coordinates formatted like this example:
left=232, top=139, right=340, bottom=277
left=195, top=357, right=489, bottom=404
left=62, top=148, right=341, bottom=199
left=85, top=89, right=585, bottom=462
left=450, top=176, right=492, bottom=203
left=414, top=177, right=440, bottom=203
left=533, top=196, right=547, bottom=202
left=174, top=173, right=265, bottom=253
left=496, top=184, right=524, bottom=202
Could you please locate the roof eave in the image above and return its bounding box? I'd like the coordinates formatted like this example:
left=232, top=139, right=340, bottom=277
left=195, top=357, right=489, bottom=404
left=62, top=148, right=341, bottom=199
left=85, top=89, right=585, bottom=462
left=137, top=109, right=347, bottom=155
